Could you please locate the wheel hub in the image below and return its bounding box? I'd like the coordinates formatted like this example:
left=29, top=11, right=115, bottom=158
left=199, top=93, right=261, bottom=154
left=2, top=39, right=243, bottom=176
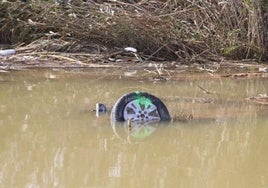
left=123, top=99, right=161, bottom=122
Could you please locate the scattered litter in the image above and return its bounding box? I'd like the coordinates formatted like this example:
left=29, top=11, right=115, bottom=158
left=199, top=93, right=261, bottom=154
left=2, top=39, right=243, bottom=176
left=0, top=49, right=16, bottom=56
left=258, top=67, right=267, bottom=72
left=171, top=113, right=193, bottom=122
left=45, top=73, right=57, bottom=79
left=221, top=72, right=268, bottom=78
left=115, top=59, right=124, bottom=62
left=95, top=103, right=107, bottom=117
left=197, top=85, right=214, bottom=94
left=108, top=57, right=116, bottom=62
left=124, top=70, right=137, bottom=77
left=124, top=47, right=137, bottom=53
left=246, top=94, right=268, bottom=105
left=0, top=70, right=9, bottom=73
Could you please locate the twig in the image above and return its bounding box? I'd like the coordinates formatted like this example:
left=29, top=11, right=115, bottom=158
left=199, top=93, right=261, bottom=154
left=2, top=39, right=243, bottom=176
left=197, top=85, right=214, bottom=94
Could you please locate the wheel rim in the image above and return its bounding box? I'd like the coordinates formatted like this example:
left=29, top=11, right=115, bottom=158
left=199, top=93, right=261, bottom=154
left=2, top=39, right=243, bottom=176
left=123, top=98, right=161, bottom=122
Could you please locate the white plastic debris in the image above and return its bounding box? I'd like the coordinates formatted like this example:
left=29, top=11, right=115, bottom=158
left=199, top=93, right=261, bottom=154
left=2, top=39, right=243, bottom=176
left=115, top=59, right=124, bottom=62
left=124, top=70, right=137, bottom=77
left=124, top=47, right=137, bottom=53
left=108, top=57, right=116, bottom=62
left=0, top=49, right=16, bottom=56
left=258, top=67, right=267, bottom=72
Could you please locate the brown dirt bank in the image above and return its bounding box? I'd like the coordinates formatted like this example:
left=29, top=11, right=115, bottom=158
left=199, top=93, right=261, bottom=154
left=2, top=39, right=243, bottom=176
left=1, top=50, right=267, bottom=82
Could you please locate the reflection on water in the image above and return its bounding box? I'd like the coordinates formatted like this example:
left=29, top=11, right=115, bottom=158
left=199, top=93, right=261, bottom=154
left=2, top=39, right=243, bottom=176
left=0, top=70, right=268, bottom=188
left=111, top=121, right=161, bottom=143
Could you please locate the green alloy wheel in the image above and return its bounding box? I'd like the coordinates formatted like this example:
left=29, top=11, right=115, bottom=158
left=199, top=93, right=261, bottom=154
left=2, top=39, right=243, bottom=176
left=111, top=91, right=171, bottom=123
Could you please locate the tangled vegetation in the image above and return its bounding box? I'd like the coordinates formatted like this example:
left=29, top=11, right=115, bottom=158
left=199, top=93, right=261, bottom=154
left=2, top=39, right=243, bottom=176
left=0, top=0, right=267, bottom=62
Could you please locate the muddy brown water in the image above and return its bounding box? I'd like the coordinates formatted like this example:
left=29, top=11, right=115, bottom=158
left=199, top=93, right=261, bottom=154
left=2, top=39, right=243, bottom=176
left=0, top=69, right=268, bottom=188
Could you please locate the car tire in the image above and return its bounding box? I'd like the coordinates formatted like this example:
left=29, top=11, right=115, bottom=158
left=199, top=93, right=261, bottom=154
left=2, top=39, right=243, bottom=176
left=111, top=91, right=171, bottom=122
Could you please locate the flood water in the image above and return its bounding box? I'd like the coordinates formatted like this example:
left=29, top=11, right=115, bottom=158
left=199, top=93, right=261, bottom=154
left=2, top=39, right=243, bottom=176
left=0, top=69, right=268, bottom=188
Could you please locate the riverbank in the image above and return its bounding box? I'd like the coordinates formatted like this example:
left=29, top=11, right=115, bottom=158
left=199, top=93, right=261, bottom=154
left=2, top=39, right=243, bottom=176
left=1, top=0, right=267, bottom=65
left=1, top=50, right=267, bottom=82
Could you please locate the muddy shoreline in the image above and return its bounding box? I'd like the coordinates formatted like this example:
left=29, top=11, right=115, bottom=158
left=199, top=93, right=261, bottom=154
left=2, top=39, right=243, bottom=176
left=0, top=51, right=267, bottom=69
left=1, top=52, right=267, bottom=81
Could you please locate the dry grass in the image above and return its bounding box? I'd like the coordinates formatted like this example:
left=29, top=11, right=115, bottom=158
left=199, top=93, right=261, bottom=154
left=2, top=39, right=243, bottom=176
left=0, top=0, right=267, bottom=62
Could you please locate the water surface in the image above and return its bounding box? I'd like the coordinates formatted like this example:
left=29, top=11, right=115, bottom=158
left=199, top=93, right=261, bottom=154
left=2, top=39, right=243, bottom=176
left=0, top=70, right=267, bottom=188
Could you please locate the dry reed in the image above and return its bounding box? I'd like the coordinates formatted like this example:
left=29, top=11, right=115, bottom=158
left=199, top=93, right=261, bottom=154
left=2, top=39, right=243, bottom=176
left=0, top=0, right=267, bottom=62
